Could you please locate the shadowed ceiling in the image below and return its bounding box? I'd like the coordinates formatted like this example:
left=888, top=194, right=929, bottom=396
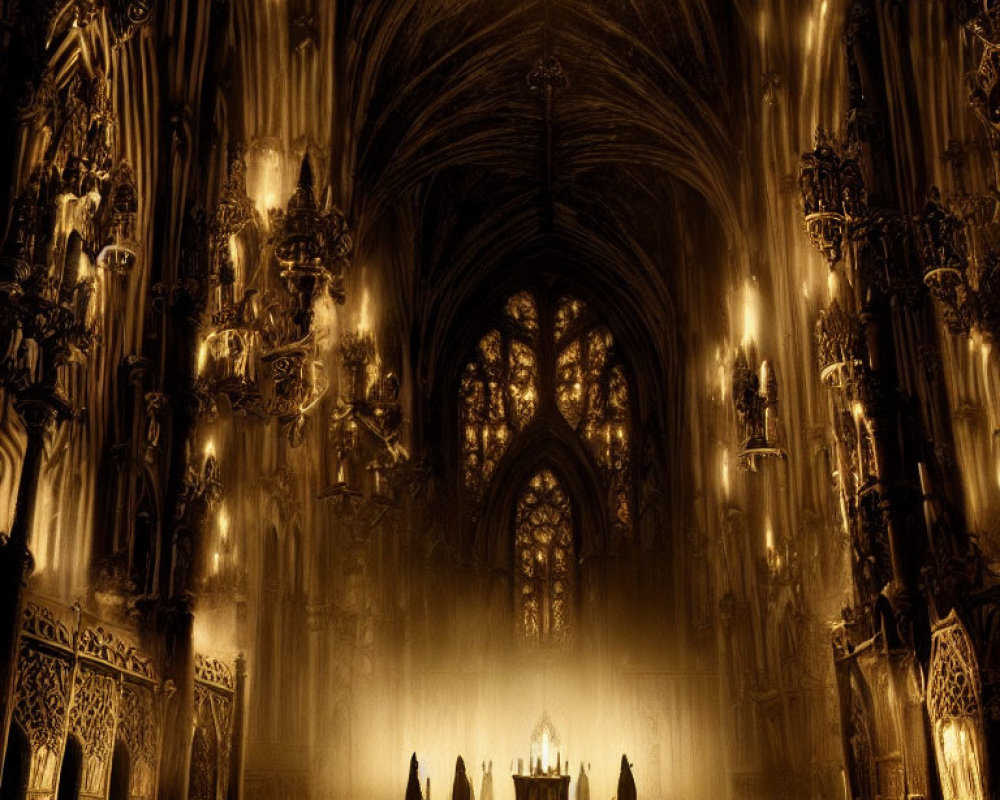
left=335, top=0, right=753, bottom=449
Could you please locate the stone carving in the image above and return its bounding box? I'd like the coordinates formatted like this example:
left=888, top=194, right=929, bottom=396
left=927, top=612, right=988, bottom=800
left=68, top=666, right=119, bottom=794
left=192, top=679, right=235, bottom=800
left=78, top=624, right=156, bottom=679
left=21, top=601, right=73, bottom=649
left=194, top=653, right=235, bottom=692
left=13, top=644, right=71, bottom=755
left=119, top=683, right=158, bottom=767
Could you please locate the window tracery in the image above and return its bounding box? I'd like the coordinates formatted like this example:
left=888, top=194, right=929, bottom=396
left=516, top=470, right=574, bottom=645
left=460, top=292, right=539, bottom=497
left=460, top=293, right=633, bottom=534
left=553, top=298, right=632, bottom=534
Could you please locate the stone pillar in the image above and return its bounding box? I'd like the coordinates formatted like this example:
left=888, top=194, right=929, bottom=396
left=228, top=652, right=247, bottom=800
left=157, top=599, right=195, bottom=800
left=0, top=393, right=60, bottom=778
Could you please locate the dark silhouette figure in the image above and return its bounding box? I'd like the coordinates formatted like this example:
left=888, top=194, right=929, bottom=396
left=453, top=756, right=472, bottom=800
left=576, top=762, right=590, bottom=800
left=406, top=753, right=423, bottom=800
left=616, top=755, right=636, bottom=800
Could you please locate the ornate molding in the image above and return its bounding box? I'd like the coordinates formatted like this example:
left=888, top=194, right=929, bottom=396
left=194, top=653, right=235, bottom=693
left=78, top=623, right=155, bottom=680
left=21, top=601, right=73, bottom=650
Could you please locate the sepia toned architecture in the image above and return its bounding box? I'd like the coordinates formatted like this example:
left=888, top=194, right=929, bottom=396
left=1, top=1, right=1000, bottom=799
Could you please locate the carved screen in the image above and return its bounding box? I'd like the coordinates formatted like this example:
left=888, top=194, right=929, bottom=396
left=515, top=470, right=574, bottom=645
left=460, top=292, right=539, bottom=498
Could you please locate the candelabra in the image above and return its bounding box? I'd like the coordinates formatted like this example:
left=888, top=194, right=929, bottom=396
left=269, top=156, right=352, bottom=338
left=798, top=128, right=867, bottom=267
left=326, top=330, right=406, bottom=499
left=197, top=152, right=348, bottom=443
left=916, top=173, right=1000, bottom=343
left=731, top=349, right=784, bottom=471
left=962, top=1, right=1000, bottom=129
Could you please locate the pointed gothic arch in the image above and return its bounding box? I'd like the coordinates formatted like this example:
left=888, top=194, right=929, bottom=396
left=459, top=288, right=634, bottom=562
left=927, top=611, right=988, bottom=800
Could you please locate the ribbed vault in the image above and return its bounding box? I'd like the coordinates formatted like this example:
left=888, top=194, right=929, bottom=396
left=338, top=0, right=747, bottom=446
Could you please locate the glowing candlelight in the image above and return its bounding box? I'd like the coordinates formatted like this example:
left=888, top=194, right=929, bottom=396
left=218, top=506, right=229, bottom=542
left=541, top=729, right=549, bottom=773
left=741, top=279, right=759, bottom=348
left=359, top=287, right=372, bottom=333
left=196, top=339, right=208, bottom=374
left=720, top=448, right=730, bottom=499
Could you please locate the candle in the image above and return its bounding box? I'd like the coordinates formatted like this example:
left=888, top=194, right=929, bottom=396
left=542, top=730, right=549, bottom=773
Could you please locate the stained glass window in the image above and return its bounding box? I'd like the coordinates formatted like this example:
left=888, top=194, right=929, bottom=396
left=460, top=292, right=539, bottom=497
left=516, top=470, right=574, bottom=645
left=461, top=293, right=633, bottom=535
left=553, top=298, right=632, bottom=535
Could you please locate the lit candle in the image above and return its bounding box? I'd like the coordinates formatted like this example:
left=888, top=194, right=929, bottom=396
left=542, top=730, right=549, bottom=774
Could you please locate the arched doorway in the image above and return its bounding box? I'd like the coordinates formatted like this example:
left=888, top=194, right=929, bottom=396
left=0, top=723, right=30, bottom=800
left=108, top=739, right=131, bottom=800
left=56, top=736, right=83, bottom=800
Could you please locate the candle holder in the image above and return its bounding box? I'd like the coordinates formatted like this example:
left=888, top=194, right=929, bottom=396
left=731, top=349, right=785, bottom=471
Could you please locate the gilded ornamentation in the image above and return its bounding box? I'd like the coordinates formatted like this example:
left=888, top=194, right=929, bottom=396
left=798, top=128, right=867, bottom=266
left=194, top=653, right=235, bottom=692
left=269, top=156, right=352, bottom=335
left=78, top=624, right=156, bottom=679
left=21, top=601, right=73, bottom=649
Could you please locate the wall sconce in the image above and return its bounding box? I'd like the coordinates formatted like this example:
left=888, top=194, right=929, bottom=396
left=798, top=128, right=867, bottom=267
left=96, top=161, right=139, bottom=274
left=270, top=156, right=352, bottom=341
left=731, top=349, right=784, bottom=471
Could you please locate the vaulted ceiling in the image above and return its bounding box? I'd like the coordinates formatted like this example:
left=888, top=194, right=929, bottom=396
left=337, top=0, right=752, bottom=445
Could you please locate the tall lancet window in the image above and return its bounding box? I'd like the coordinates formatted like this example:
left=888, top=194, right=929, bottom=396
left=460, top=292, right=539, bottom=498
left=516, top=470, right=574, bottom=645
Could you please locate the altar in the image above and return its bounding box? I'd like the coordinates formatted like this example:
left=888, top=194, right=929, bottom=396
left=512, top=774, right=571, bottom=800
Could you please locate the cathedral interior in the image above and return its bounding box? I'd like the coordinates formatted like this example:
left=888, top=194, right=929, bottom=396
left=5, top=1, right=1000, bottom=799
